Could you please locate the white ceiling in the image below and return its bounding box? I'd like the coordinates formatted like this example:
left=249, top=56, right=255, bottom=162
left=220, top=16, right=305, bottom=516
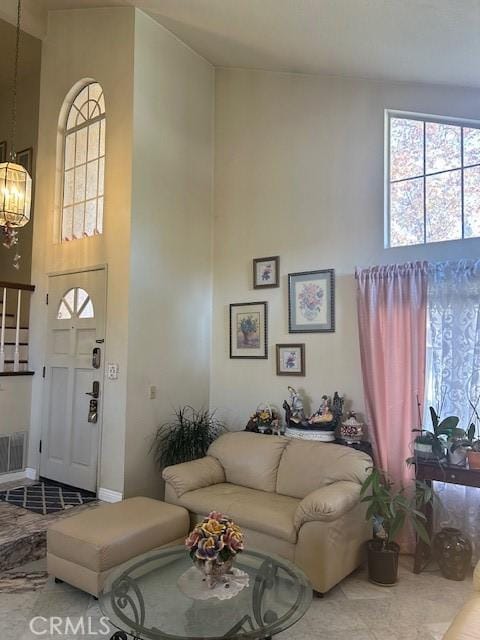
left=7, top=0, right=480, bottom=88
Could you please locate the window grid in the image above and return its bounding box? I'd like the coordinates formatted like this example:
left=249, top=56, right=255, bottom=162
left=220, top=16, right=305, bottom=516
left=387, top=111, right=480, bottom=247
left=61, top=82, right=105, bottom=242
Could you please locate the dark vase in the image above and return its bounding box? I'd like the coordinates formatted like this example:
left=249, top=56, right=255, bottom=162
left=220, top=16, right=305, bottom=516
left=433, top=527, right=472, bottom=581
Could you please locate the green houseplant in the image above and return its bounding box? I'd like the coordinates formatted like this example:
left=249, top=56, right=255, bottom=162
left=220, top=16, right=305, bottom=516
left=360, top=467, right=432, bottom=585
left=413, top=406, right=460, bottom=460
left=151, top=406, right=226, bottom=468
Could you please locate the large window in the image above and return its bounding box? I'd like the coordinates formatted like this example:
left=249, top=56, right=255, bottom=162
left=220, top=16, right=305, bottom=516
left=61, top=82, right=105, bottom=242
left=386, top=111, right=480, bottom=247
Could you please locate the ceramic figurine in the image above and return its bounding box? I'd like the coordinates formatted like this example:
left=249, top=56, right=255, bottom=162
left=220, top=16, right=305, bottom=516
left=309, top=395, right=333, bottom=424
left=287, top=386, right=306, bottom=423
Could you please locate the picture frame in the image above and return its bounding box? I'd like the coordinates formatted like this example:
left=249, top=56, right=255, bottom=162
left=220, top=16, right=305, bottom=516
left=229, top=301, right=268, bottom=359
left=0, top=141, right=6, bottom=163
left=253, top=256, right=280, bottom=289
left=16, top=147, right=33, bottom=174
left=288, top=269, right=335, bottom=333
left=276, top=343, right=305, bottom=376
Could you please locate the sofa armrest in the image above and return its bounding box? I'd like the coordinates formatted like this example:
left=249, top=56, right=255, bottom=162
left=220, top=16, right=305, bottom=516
left=162, top=456, right=225, bottom=498
left=294, top=481, right=362, bottom=529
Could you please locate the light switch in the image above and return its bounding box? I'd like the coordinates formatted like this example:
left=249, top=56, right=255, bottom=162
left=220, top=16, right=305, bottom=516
left=107, top=363, right=119, bottom=380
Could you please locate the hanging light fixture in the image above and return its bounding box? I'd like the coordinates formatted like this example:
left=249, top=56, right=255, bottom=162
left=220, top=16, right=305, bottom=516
left=0, top=0, right=32, bottom=253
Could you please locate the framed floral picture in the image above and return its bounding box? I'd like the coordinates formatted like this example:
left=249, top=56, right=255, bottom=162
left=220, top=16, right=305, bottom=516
left=253, top=256, right=279, bottom=289
left=276, top=343, right=305, bottom=376
left=230, top=301, right=268, bottom=359
left=288, top=269, right=335, bottom=333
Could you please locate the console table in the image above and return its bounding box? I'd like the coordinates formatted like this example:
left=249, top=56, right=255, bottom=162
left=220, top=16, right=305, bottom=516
left=414, top=459, right=480, bottom=573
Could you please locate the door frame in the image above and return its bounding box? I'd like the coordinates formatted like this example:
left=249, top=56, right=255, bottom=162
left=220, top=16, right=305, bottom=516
left=40, top=264, right=108, bottom=492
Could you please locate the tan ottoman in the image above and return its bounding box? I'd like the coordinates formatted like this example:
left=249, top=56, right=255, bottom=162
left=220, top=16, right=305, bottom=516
left=47, top=497, right=189, bottom=596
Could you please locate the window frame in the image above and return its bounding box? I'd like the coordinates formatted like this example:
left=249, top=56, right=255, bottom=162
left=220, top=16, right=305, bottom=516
left=60, top=81, right=106, bottom=243
left=385, top=109, right=480, bottom=248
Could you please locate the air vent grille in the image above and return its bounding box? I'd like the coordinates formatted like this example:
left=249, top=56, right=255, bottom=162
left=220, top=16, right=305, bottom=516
left=0, top=432, right=26, bottom=474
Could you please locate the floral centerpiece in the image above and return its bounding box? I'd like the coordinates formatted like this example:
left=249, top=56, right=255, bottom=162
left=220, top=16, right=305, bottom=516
left=245, top=403, right=281, bottom=435
left=186, top=511, right=244, bottom=588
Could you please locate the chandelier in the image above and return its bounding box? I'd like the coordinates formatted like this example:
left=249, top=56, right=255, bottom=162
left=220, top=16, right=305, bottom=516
left=0, top=0, right=32, bottom=256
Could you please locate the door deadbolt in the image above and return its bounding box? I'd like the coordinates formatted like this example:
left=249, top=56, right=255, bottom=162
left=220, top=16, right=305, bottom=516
left=92, top=347, right=101, bottom=369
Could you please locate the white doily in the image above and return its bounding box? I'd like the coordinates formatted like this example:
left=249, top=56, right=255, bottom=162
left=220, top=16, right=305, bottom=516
left=177, top=566, right=249, bottom=601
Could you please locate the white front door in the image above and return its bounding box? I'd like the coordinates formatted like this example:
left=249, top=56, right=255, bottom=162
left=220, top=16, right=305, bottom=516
left=40, top=269, right=106, bottom=492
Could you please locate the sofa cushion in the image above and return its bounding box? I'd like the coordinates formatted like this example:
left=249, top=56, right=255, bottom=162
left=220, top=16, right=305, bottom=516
left=47, top=497, right=189, bottom=572
left=162, top=456, right=225, bottom=497
left=276, top=439, right=372, bottom=499
left=175, top=483, right=299, bottom=543
left=208, top=432, right=289, bottom=493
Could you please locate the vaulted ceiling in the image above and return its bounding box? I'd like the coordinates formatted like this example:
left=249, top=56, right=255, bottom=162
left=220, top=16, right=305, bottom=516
left=3, top=0, right=480, bottom=88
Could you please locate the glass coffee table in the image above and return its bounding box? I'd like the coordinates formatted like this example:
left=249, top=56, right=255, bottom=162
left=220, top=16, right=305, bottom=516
left=99, top=546, right=312, bottom=640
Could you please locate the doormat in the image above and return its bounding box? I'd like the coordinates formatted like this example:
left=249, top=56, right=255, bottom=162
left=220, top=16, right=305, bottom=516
left=0, top=482, right=97, bottom=515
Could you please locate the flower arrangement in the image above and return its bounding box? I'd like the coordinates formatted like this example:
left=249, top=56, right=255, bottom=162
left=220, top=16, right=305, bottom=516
left=186, top=511, right=244, bottom=565
left=298, top=282, right=323, bottom=321
left=245, top=403, right=281, bottom=434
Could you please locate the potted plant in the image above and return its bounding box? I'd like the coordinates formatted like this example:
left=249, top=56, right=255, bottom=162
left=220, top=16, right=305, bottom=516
left=467, top=439, right=480, bottom=469
left=239, top=315, right=258, bottom=346
left=413, top=407, right=459, bottom=460
left=360, top=468, right=432, bottom=585
left=151, top=406, right=226, bottom=468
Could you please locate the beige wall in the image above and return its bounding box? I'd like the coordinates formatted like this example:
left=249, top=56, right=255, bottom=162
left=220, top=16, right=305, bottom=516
left=28, top=7, right=135, bottom=494
left=211, top=68, right=480, bottom=428
left=124, top=11, right=214, bottom=498
left=0, top=21, right=41, bottom=288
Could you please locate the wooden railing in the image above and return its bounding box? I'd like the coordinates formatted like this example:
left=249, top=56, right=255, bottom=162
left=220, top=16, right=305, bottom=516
left=0, top=281, right=35, bottom=374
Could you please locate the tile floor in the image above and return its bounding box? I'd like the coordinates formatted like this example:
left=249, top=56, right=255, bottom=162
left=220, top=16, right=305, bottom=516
left=0, top=555, right=472, bottom=639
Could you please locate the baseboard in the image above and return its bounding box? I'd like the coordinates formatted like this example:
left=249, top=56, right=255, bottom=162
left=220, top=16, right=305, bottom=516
left=25, top=467, right=37, bottom=480
left=0, top=470, right=27, bottom=484
left=98, top=487, right=123, bottom=503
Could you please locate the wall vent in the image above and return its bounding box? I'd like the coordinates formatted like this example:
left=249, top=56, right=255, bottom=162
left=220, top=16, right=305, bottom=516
left=0, top=432, right=27, bottom=474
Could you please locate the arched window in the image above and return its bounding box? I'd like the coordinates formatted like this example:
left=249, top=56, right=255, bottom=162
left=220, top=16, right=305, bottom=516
left=61, top=82, right=105, bottom=242
left=57, top=287, right=95, bottom=320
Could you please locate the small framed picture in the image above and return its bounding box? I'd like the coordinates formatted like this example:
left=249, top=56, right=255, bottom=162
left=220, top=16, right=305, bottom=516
left=288, top=269, right=335, bottom=333
left=253, top=256, right=280, bottom=289
left=230, top=301, right=268, bottom=359
left=0, top=141, right=6, bottom=163
left=276, top=343, right=305, bottom=376
left=16, top=147, right=33, bottom=174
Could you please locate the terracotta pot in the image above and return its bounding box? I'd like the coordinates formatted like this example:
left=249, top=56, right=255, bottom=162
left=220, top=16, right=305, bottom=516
left=194, top=557, right=234, bottom=589
left=433, top=528, right=472, bottom=581
left=367, top=540, right=400, bottom=586
left=467, top=450, right=480, bottom=470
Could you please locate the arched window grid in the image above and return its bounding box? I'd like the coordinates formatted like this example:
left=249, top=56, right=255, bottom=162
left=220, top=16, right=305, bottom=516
left=61, top=82, right=106, bottom=242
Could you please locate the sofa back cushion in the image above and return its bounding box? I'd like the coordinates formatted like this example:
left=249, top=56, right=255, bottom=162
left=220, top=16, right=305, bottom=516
left=208, top=432, right=289, bottom=493
left=276, top=440, right=371, bottom=498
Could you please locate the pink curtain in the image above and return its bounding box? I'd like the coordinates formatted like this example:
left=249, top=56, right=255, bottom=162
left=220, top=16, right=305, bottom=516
left=356, top=262, right=428, bottom=549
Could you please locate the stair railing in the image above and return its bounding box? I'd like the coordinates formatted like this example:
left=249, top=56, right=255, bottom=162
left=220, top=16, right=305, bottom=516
left=0, top=281, right=35, bottom=373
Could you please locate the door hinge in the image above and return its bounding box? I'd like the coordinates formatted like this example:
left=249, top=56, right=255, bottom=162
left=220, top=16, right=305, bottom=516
left=39, top=440, right=42, bottom=453
left=42, top=366, right=46, bottom=378
left=45, top=293, right=49, bottom=305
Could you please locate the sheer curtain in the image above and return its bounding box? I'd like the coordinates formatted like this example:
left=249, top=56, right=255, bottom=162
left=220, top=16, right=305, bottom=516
left=424, top=259, right=480, bottom=564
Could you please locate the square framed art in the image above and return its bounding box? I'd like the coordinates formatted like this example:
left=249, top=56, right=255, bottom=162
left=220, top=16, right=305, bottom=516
left=229, top=301, right=268, bottom=358
left=288, top=269, right=335, bottom=333
left=253, top=256, right=279, bottom=289
left=276, top=343, right=305, bottom=376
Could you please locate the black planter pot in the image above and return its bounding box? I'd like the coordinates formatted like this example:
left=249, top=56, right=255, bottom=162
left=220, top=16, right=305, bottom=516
left=367, top=540, right=400, bottom=586
left=433, top=527, right=472, bottom=581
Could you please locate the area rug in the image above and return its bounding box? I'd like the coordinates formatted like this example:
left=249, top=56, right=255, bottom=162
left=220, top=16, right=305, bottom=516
left=0, top=482, right=96, bottom=515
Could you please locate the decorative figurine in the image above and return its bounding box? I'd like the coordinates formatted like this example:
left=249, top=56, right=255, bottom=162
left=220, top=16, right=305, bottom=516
left=309, top=395, right=334, bottom=424
left=287, top=386, right=306, bottom=423
left=341, top=411, right=365, bottom=443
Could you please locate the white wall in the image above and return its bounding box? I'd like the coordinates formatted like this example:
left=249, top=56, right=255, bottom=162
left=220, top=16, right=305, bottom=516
left=28, top=7, right=135, bottom=495
left=211, top=68, right=480, bottom=428
left=0, top=377, right=31, bottom=436
left=124, top=11, right=214, bottom=498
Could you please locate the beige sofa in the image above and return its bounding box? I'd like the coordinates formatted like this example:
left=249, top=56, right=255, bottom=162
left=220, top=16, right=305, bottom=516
left=443, top=560, right=480, bottom=640
left=163, top=431, right=372, bottom=593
